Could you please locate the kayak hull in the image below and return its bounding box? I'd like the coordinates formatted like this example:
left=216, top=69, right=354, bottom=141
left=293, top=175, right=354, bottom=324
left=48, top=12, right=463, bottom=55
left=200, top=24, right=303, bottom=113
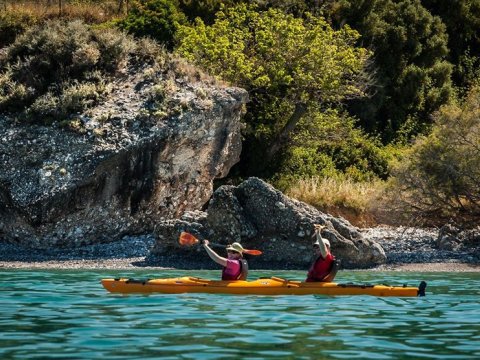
left=101, top=277, right=426, bottom=297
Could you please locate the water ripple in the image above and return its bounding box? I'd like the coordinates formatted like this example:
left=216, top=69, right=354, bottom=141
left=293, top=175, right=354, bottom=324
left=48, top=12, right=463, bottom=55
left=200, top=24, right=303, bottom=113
left=1, top=269, right=479, bottom=359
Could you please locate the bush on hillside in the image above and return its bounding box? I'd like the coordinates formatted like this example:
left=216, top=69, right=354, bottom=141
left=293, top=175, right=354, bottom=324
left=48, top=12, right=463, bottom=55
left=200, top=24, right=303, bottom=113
left=274, top=108, right=390, bottom=188
left=386, top=86, right=480, bottom=226
left=118, top=0, right=186, bottom=49
left=0, top=20, right=163, bottom=123
left=0, top=11, right=37, bottom=48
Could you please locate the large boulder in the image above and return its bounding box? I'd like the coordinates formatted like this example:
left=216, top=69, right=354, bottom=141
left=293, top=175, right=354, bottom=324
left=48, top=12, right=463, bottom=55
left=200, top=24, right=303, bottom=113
left=437, top=224, right=480, bottom=251
left=152, top=177, right=386, bottom=269
left=0, top=69, right=248, bottom=247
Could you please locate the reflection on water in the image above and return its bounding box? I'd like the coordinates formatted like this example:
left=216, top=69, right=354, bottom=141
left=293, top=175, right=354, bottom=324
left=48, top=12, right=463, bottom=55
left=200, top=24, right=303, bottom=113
left=1, top=270, right=479, bottom=359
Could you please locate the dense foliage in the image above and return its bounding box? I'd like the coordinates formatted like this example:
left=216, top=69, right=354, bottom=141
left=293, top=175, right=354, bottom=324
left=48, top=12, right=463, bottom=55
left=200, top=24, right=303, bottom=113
left=118, top=0, right=186, bottom=49
left=327, top=0, right=453, bottom=141
left=276, top=108, right=389, bottom=186
left=176, top=4, right=372, bottom=178
left=0, top=12, right=37, bottom=48
left=421, top=0, right=480, bottom=91
left=0, top=20, right=160, bottom=122
left=388, top=86, right=480, bottom=225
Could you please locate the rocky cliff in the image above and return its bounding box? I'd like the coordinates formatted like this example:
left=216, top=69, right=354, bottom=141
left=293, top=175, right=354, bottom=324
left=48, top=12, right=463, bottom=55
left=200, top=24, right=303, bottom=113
left=0, top=66, right=248, bottom=247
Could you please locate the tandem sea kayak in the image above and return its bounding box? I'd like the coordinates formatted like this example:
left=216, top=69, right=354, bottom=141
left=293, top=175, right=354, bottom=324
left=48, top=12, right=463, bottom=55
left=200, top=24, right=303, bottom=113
left=101, top=276, right=427, bottom=297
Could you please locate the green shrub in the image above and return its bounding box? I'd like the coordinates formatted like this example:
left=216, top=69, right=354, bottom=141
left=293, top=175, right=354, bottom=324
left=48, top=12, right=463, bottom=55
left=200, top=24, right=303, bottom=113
left=118, top=0, right=187, bottom=49
left=386, top=85, right=480, bottom=226
left=93, top=28, right=135, bottom=70
left=72, top=44, right=101, bottom=68
left=0, top=11, right=37, bottom=48
left=28, top=81, right=103, bottom=120
left=63, top=82, right=101, bottom=112
left=28, top=92, right=60, bottom=118
left=0, top=20, right=161, bottom=123
left=2, top=20, right=133, bottom=87
left=274, top=109, right=390, bottom=189
left=0, top=76, right=31, bottom=112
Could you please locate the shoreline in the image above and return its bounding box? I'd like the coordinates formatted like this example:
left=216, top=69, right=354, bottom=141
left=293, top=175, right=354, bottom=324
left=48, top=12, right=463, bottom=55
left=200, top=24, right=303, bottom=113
left=1, top=258, right=479, bottom=272
left=371, top=262, right=480, bottom=272
left=1, top=226, right=478, bottom=272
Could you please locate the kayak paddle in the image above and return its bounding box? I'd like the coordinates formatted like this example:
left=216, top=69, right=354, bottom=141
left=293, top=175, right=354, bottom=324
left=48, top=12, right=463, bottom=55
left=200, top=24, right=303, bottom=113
left=178, top=231, right=262, bottom=256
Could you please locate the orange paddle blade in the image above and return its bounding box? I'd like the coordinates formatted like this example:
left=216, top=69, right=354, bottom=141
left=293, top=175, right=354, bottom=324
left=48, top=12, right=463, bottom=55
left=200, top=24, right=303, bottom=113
left=243, top=249, right=262, bottom=256
left=179, top=232, right=199, bottom=246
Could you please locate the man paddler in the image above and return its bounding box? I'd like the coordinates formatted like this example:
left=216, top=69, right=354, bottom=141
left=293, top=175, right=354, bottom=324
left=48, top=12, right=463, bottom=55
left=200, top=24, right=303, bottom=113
left=306, top=224, right=335, bottom=282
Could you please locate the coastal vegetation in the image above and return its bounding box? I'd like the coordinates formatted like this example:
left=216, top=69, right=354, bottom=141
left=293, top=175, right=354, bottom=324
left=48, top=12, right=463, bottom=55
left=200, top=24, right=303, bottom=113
left=1, top=0, right=479, bottom=227
left=387, top=86, right=480, bottom=226
left=0, top=20, right=162, bottom=123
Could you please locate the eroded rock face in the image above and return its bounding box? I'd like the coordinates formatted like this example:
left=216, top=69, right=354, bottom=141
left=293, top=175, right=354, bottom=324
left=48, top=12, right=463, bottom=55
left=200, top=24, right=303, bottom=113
left=152, top=177, right=386, bottom=269
left=0, top=74, right=248, bottom=247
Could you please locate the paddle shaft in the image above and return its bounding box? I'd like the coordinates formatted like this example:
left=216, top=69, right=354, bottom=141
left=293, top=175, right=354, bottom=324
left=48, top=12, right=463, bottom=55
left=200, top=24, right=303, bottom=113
left=179, top=232, right=262, bottom=255
left=206, top=242, right=226, bottom=249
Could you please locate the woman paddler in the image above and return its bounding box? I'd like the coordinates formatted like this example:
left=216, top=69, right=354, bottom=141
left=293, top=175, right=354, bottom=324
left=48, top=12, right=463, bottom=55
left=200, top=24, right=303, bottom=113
left=202, top=240, right=249, bottom=280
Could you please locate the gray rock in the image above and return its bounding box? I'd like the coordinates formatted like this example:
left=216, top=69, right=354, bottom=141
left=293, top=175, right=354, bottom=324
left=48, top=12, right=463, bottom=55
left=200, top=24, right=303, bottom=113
left=437, top=224, right=480, bottom=251
left=0, top=68, right=248, bottom=248
left=152, top=177, right=387, bottom=269
left=365, top=225, right=480, bottom=264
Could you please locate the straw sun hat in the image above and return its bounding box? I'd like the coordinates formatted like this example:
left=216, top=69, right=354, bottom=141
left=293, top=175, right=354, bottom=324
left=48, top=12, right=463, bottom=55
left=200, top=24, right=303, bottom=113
left=226, top=242, right=244, bottom=254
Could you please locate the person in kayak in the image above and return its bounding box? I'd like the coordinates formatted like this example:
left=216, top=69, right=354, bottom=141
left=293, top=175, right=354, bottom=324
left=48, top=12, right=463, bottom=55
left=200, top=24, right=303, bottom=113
left=202, top=240, right=249, bottom=280
left=306, top=224, right=335, bottom=282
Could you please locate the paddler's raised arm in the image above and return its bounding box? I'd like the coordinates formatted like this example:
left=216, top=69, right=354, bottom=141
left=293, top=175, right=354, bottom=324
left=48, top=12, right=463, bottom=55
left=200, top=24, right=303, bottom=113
left=203, top=239, right=227, bottom=267
left=313, top=224, right=328, bottom=258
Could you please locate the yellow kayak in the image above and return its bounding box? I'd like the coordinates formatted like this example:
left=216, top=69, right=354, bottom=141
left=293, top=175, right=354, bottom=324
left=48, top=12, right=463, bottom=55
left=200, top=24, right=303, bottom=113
left=101, top=276, right=427, bottom=297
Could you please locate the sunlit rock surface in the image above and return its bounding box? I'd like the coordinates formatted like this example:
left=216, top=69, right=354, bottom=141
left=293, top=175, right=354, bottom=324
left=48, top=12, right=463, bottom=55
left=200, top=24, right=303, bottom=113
left=152, top=177, right=387, bottom=269
left=0, top=69, right=248, bottom=247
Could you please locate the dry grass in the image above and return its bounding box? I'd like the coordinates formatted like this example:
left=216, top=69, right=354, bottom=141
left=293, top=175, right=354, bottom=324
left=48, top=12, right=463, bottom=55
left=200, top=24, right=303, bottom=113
left=286, top=176, right=386, bottom=227
left=2, top=1, right=124, bottom=23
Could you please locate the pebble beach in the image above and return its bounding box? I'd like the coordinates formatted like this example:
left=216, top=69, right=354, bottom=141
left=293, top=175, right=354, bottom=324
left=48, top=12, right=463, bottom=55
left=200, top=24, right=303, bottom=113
left=1, top=226, right=479, bottom=271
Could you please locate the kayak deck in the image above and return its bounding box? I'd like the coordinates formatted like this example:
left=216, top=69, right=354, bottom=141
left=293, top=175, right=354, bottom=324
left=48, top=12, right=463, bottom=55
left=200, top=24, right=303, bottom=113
left=101, top=276, right=427, bottom=297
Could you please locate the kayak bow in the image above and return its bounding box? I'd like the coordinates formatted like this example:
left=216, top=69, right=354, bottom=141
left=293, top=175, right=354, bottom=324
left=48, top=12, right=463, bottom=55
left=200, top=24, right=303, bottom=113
left=101, top=277, right=427, bottom=297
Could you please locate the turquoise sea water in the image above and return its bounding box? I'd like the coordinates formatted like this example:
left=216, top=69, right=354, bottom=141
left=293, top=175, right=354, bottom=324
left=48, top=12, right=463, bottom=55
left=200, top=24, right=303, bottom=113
left=1, top=270, right=479, bottom=360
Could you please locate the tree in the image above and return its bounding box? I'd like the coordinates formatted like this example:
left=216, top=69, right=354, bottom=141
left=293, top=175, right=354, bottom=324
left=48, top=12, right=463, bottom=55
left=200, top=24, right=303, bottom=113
left=329, top=0, right=453, bottom=141
left=387, top=86, right=480, bottom=225
left=422, top=0, right=480, bottom=91
left=176, top=4, right=371, bottom=176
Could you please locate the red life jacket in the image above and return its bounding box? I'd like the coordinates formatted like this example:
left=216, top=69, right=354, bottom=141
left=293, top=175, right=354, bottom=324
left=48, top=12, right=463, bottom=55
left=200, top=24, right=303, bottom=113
left=306, top=253, right=335, bottom=282
left=222, top=259, right=249, bottom=280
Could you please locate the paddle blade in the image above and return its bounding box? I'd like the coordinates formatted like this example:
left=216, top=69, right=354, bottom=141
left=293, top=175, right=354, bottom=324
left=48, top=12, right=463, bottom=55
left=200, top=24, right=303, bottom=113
left=243, top=249, right=262, bottom=256
left=179, top=232, right=199, bottom=246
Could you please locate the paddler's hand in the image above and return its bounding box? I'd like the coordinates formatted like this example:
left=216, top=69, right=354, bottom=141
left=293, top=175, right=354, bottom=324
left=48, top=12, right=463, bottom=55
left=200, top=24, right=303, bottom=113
left=203, top=239, right=210, bottom=247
